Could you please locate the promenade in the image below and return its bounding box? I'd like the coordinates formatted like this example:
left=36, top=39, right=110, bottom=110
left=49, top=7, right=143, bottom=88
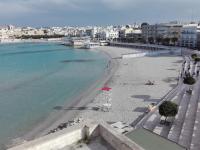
left=141, top=55, right=200, bottom=150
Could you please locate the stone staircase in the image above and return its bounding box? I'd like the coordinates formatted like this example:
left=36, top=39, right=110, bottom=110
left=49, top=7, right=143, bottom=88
left=190, top=102, right=200, bottom=150
left=178, top=80, right=200, bottom=148
left=167, top=87, right=191, bottom=142
left=153, top=88, right=185, bottom=138
left=142, top=58, right=200, bottom=149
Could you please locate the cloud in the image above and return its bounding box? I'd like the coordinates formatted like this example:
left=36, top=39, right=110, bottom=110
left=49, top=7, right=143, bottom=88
left=0, top=0, right=199, bottom=26
left=0, top=1, right=33, bottom=15
left=101, top=0, right=136, bottom=9
left=0, top=0, right=92, bottom=15
left=1, top=0, right=199, bottom=14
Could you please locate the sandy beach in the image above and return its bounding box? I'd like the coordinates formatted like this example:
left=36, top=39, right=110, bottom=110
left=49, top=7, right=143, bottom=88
left=78, top=46, right=183, bottom=125
left=20, top=46, right=182, bottom=144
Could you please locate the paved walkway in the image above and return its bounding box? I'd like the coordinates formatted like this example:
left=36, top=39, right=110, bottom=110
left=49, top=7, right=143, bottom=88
left=141, top=56, right=200, bottom=150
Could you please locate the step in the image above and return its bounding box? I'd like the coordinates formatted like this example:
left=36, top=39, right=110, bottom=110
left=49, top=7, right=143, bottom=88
left=153, top=89, right=185, bottom=138
left=152, top=86, right=184, bottom=136
left=190, top=102, right=200, bottom=150
left=178, top=80, right=200, bottom=148
left=167, top=91, right=191, bottom=142
left=153, top=119, right=173, bottom=138
left=143, top=111, right=161, bottom=131
left=153, top=95, right=179, bottom=137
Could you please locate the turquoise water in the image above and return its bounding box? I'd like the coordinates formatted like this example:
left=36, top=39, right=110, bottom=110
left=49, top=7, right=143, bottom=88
left=0, top=43, right=108, bottom=149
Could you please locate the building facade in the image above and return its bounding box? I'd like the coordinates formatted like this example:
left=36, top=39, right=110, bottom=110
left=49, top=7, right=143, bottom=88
left=118, top=25, right=142, bottom=43
left=141, top=23, right=182, bottom=45
left=180, top=24, right=200, bottom=49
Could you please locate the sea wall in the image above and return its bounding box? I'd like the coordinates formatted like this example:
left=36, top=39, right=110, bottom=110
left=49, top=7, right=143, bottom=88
left=8, top=121, right=98, bottom=150
left=122, top=49, right=182, bottom=59
left=99, top=122, right=144, bottom=150
left=8, top=120, right=144, bottom=150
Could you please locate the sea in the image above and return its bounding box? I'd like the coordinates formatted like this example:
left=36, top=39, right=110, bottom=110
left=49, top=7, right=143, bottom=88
left=0, top=43, right=108, bottom=149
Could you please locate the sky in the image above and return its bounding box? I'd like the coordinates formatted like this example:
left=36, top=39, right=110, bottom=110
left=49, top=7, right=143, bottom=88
left=0, top=0, right=199, bottom=27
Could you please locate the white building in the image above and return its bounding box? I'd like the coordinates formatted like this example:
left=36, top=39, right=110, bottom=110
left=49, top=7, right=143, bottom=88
left=119, top=25, right=142, bottom=42
left=180, top=24, right=200, bottom=49
left=86, top=27, right=98, bottom=39
left=96, top=29, right=119, bottom=40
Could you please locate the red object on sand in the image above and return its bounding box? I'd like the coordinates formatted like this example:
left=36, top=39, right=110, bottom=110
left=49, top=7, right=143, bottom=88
left=101, top=86, right=112, bottom=91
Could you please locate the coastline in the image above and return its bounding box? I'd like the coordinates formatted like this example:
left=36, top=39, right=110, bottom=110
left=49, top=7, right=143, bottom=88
left=20, top=47, right=119, bottom=142
left=11, top=45, right=183, bottom=148
left=0, top=38, right=63, bottom=45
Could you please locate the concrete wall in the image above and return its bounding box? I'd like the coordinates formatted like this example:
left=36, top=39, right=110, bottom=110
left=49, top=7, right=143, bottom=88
left=8, top=121, right=98, bottom=150
left=8, top=120, right=144, bottom=150
left=99, top=122, right=144, bottom=150
left=9, top=129, right=82, bottom=150
left=122, top=49, right=182, bottom=59
left=122, top=53, right=147, bottom=58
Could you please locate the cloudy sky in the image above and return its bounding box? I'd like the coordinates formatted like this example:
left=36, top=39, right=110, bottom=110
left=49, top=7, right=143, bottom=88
left=0, top=0, right=199, bottom=26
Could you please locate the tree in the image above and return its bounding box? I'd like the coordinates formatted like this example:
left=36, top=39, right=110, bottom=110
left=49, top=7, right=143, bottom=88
left=171, top=37, right=178, bottom=46
left=159, top=101, right=178, bottom=124
left=191, top=54, right=197, bottom=59
left=156, top=37, right=162, bottom=45
left=148, top=37, right=154, bottom=44
left=194, top=57, right=200, bottom=62
left=162, top=38, right=170, bottom=45
left=183, top=76, right=196, bottom=85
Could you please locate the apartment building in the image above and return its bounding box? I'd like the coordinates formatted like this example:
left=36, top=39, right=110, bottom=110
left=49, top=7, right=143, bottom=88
left=180, top=24, right=200, bottom=49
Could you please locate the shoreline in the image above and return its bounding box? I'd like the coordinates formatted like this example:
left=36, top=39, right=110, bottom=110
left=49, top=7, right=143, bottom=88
left=0, top=38, right=63, bottom=44
left=20, top=47, right=119, bottom=142
left=9, top=45, right=183, bottom=148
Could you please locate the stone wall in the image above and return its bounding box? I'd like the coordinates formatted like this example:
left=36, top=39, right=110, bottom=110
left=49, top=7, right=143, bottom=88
left=99, top=122, right=144, bottom=150
left=8, top=120, right=144, bottom=150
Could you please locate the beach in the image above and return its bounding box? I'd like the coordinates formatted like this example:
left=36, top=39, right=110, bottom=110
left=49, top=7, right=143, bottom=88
left=21, top=46, right=182, bottom=145
left=79, top=46, right=183, bottom=125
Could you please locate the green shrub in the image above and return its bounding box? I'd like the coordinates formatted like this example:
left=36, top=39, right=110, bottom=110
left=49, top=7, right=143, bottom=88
left=159, top=101, right=178, bottom=123
left=191, top=54, right=197, bottom=59
left=183, top=76, right=196, bottom=85
left=195, top=57, right=200, bottom=62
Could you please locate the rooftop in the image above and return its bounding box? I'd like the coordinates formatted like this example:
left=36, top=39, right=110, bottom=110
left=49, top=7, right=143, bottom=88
left=126, top=128, right=186, bottom=150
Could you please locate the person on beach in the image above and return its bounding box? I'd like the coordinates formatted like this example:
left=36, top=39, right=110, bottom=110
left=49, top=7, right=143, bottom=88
left=106, top=60, right=111, bottom=69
